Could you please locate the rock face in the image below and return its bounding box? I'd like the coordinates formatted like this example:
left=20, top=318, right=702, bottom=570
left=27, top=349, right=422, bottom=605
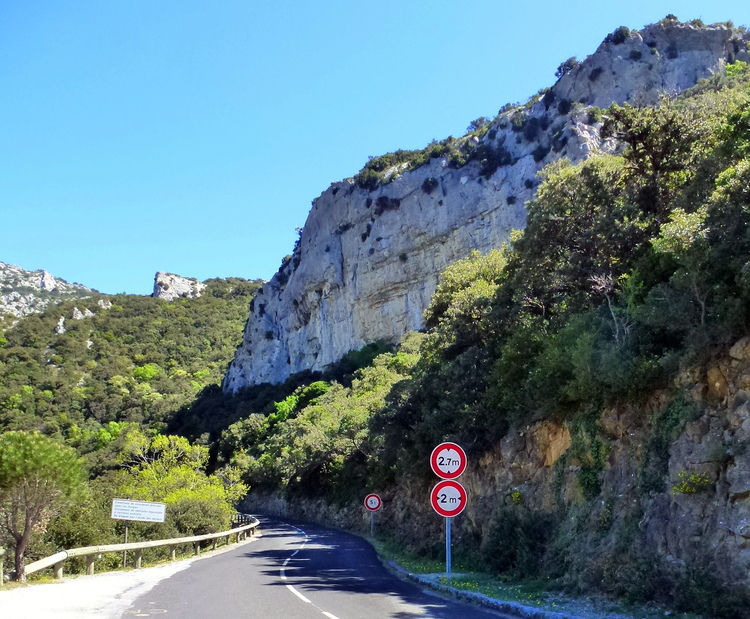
left=225, top=20, right=750, bottom=392
left=152, top=272, right=206, bottom=301
left=0, top=262, right=94, bottom=320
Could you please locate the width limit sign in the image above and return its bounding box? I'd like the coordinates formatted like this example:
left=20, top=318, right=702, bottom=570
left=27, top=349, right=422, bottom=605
left=430, top=480, right=468, bottom=517
left=430, top=442, right=467, bottom=479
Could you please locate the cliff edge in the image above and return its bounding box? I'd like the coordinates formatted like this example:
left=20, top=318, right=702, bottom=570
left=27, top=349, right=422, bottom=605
left=225, top=19, right=749, bottom=392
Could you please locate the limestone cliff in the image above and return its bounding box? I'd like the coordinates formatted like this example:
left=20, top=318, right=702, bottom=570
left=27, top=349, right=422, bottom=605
left=225, top=19, right=749, bottom=392
left=0, top=261, right=94, bottom=321
left=152, top=272, right=206, bottom=301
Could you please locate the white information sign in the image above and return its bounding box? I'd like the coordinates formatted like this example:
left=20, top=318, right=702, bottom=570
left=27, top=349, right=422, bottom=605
left=111, top=498, right=166, bottom=523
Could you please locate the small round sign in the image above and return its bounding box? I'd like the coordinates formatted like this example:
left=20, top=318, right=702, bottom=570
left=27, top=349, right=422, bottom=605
left=364, top=493, right=382, bottom=512
left=430, top=442, right=467, bottom=479
left=430, top=480, right=467, bottom=517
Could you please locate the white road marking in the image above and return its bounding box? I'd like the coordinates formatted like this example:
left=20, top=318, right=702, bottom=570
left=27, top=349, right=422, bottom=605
left=286, top=585, right=312, bottom=603
left=281, top=524, right=344, bottom=619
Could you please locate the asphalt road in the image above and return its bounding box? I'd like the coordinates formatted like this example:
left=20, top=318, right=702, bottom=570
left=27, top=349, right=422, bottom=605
left=121, top=517, right=510, bottom=619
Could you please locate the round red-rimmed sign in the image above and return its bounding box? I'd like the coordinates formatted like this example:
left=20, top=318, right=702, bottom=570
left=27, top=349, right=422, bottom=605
left=430, top=480, right=467, bottom=517
left=364, top=493, right=382, bottom=512
left=430, top=442, right=467, bottom=479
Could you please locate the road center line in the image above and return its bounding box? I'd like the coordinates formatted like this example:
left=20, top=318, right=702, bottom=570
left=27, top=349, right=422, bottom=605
left=281, top=524, right=343, bottom=619
left=286, top=584, right=312, bottom=603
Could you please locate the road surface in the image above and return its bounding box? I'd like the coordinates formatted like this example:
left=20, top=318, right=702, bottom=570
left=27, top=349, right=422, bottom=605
left=122, top=517, right=509, bottom=618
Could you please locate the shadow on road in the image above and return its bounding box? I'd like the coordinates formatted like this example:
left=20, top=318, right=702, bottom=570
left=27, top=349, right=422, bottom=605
left=241, top=517, right=506, bottom=618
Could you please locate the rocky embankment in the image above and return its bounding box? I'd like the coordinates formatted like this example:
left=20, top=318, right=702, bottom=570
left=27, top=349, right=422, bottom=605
left=245, top=334, right=750, bottom=601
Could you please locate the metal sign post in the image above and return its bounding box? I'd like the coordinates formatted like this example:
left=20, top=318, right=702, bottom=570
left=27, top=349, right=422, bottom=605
left=430, top=443, right=468, bottom=579
left=123, top=523, right=128, bottom=568
left=430, top=480, right=467, bottom=576
left=445, top=517, right=452, bottom=576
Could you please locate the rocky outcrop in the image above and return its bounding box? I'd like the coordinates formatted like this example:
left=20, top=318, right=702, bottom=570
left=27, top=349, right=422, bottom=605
left=151, top=272, right=206, bottom=301
left=225, top=20, right=750, bottom=392
left=0, top=262, right=94, bottom=320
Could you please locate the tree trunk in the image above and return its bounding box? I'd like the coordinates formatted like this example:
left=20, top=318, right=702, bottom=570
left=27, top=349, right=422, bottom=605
left=15, top=542, right=26, bottom=583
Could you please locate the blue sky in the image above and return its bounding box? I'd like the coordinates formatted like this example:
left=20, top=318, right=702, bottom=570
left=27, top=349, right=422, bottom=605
left=2, top=1, right=748, bottom=295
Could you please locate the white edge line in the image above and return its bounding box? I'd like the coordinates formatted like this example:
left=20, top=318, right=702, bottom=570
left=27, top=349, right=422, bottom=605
left=321, top=613, right=341, bottom=619
left=286, top=585, right=312, bottom=604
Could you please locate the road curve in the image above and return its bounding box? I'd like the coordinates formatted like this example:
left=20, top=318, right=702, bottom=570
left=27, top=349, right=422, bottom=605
left=122, top=517, right=510, bottom=619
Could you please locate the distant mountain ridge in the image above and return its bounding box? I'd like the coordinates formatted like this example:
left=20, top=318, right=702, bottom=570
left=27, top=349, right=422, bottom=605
left=0, top=261, right=95, bottom=320
left=0, top=263, right=226, bottom=324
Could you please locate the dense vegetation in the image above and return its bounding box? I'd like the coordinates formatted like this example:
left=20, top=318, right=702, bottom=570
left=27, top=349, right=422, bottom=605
left=0, top=277, right=260, bottom=574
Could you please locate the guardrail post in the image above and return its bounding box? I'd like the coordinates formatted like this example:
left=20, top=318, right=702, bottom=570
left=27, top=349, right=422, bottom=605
left=86, top=555, right=96, bottom=576
left=193, top=542, right=200, bottom=556
left=53, top=561, right=64, bottom=579
left=0, top=547, right=5, bottom=587
left=134, top=549, right=143, bottom=569
left=170, top=546, right=176, bottom=561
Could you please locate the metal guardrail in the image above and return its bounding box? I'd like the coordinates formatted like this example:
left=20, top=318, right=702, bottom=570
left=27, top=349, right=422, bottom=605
left=0, top=515, right=259, bottom=584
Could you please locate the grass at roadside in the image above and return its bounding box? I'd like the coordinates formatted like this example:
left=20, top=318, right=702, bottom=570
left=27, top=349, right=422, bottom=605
left=368, top=536, right=703, bottom=619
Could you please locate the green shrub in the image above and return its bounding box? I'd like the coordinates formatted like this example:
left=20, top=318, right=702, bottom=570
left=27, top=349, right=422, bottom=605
left=672, top=470, right=712, bottom=494
left=522, top=117, right=541, bottom=141
left=421, top=177, right=439, bottom=194
left=587, top=107, right=603, bottom=124
left=476, top=144, right=512, bottom=178
left=555, top=57, right=579, bottom=79
left=481, top=507, right=557, bottom=577
left=607, top=26, right=631, bottom=45
left=354, top=167, right=382, bottom=191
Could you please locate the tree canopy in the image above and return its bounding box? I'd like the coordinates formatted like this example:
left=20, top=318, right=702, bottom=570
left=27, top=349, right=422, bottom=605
left=0, top=431, right=86, bottom=580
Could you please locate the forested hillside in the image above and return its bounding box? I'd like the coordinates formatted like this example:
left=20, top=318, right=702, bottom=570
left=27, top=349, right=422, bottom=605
left=0, top=277, right=260, bottom=579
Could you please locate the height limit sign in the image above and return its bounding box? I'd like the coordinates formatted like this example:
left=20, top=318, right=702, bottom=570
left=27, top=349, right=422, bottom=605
left=430, top=442, right=467, bottom=479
